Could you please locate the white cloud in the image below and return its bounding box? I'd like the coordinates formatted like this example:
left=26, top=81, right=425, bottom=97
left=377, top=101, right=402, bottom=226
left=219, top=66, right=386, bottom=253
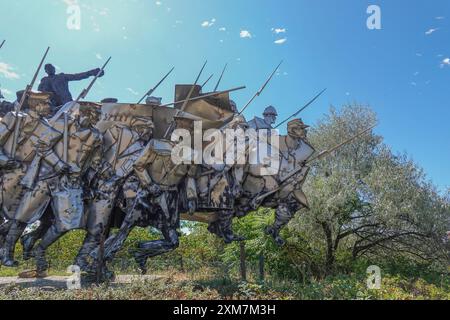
left=240, top=30, right=252, bottom=38
left=274, top=38, right=287, bottom=44
left=219, top=27, right=226, bottom=31
left=95, top=53, right=103, bottom=60
left=201, top=18, right=215, bottom=28
left=272, top=28, right=286, bottom=34
left=0, top=62, right=20, bottom=79
left=435, top=16, right=445, bottom=20
left=155, top=1, right=162, bottom=5
left=126, top=88, right=139, bottom=95
left=440, top=57, right=450, bottom=68
left=425, top=28, right=439, bottom=35
left=1, top=88, right=12, bottom=97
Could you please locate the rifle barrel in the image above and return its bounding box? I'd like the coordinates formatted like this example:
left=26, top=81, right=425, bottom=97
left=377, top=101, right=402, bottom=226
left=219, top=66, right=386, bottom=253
left=213, top=63, right=228, bottom=92
left=137, top=67, right=175, bottom=104
left=238, top=60, right=283, bottom=115
left=275, top=88, right=327, bottom=129
left=76, top=56, right=111, bottom=101
left=160, top=86, right=246, bottom=108
left=201, top=74, right=214, bottom=88
left=0, top=40, right=5, bottom=50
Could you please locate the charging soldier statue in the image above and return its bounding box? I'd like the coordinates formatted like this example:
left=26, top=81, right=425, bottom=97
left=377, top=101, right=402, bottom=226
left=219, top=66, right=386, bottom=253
left=0, top=92, right=68, bottom=266
left=22, top=103, right=103, bottom=275
left=92, top=113, right=199, bottom=274
left=74, top=108, right=155, bottom=273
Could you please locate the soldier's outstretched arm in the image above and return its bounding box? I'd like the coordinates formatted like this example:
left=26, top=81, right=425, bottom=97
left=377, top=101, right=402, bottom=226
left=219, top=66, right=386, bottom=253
left=64, top=69, right=102, bottom=82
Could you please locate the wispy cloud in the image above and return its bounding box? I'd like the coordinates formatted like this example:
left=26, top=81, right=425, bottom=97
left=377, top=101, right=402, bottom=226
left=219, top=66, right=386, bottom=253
left=126, top=87, right=139, bottom=95
left=155, top=1, right=162, bottom=6
left=95, top=53, right=103, bottom=60
left=240, top=30, right=252, bottom=38
left=440, top=57, right=450, bottom=68
left=0, top=62, right=20, bottom=79
left=274, top=38, right=287, bottom=45
left=201, top=18, right=216, bottom=28
left=219, top=27, right=226, bottom=31
left=435, top=16, right=445, bottom=20
left=272, top=28, right=286, bottom=34
left=425, top=28, right=439, bottom=35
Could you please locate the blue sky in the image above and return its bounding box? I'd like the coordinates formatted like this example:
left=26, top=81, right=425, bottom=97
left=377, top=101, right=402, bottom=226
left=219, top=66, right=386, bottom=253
left=0, top=0, right=449, bottom=191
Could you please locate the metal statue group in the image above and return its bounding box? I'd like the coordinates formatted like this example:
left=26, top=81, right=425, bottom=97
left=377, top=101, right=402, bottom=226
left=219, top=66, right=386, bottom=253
left=0, top=42, right=374, bottom=280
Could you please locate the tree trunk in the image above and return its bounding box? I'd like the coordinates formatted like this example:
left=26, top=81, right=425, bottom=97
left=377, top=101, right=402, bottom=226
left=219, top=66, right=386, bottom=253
left=321, top=222, right=335, bottom=276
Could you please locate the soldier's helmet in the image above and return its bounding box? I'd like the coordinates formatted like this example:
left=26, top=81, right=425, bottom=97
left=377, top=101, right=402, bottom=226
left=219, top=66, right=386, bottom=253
left=287, top=118, right=309, bottom=138
left=263, top=105, right=278, bottom=116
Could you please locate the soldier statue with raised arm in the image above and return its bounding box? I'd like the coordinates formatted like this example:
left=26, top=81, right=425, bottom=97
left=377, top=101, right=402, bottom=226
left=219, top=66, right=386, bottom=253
left=38, top=64, right=105, bottom=107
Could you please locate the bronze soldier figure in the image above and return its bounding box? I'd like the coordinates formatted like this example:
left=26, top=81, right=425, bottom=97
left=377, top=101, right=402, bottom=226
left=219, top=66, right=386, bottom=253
left=38, top=64, right=105, bottom=107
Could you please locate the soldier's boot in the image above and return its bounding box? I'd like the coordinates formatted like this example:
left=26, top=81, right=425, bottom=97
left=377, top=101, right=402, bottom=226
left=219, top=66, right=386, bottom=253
left=33, top=225, right=63, bottom=276
left=0, top=221, right=26, bottom=267
left=0, top=220, right=13, bottom=247
left=133, top=229, right=179, bottom=274
left=217, top=211, right=244, bottom=244
left=74, top=233, right=98, bottom=272
left=21, top=218, right=51, bottom=260
left=33, top=245, right=49, bottom=278
left=265, top=204, right=294, bottom=246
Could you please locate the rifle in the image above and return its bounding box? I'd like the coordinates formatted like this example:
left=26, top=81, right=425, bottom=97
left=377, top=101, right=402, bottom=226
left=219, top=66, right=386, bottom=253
left=201, top=74, right=214, bottom=89
left=275, top=88, right=327, bottom=129
left=238, top=60, right=282, bottom=115
left=10, top=47, right=50, bottom=157
left=137, top=67, right=174, bottom=104
left=0, top=40, right=5, bottom=50
left=254, top=123, right=377, bottom=202
left=159, top=86, right=245, bottom=108
left=163, top=61, right=208, bottom=138
left=76, top=56, right=111, bottom=101
left=213, top=63, right=228, bottom=92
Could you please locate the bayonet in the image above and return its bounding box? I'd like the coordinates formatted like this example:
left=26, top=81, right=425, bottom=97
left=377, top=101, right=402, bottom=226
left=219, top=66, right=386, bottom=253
left=201, top=74, right=214, bottom=89
left=275, top=88, right=327, bottom=129
left=137, top=67, right=175, bottom=104
left=11, top=46, right=50, bottom=157
left=238, top=60, right=283, bottom=115
left=76, top=56, right=111, bottom=101
left=213, top=63, right=228, bottom=92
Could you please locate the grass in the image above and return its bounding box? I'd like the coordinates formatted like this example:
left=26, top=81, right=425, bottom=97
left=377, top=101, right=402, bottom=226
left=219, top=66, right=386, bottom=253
left=0, top=268, right=448, bottom=300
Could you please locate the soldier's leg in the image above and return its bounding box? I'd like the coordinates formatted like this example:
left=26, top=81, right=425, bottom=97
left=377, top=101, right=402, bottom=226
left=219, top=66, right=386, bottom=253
left=21, top=213, right=53, bottom=260
left=208, top=210, right=243, bottom=244
left=33, top=224, right=67, bottom=274
left=266, top=200, right=301, bottom=246
left=0, top=220, right=27, bottom=267
left=0, top=220, right=13, bottom=247
left=133, top=227, right=179, bottom=274
left=74, top=231, right=98, bottom=272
